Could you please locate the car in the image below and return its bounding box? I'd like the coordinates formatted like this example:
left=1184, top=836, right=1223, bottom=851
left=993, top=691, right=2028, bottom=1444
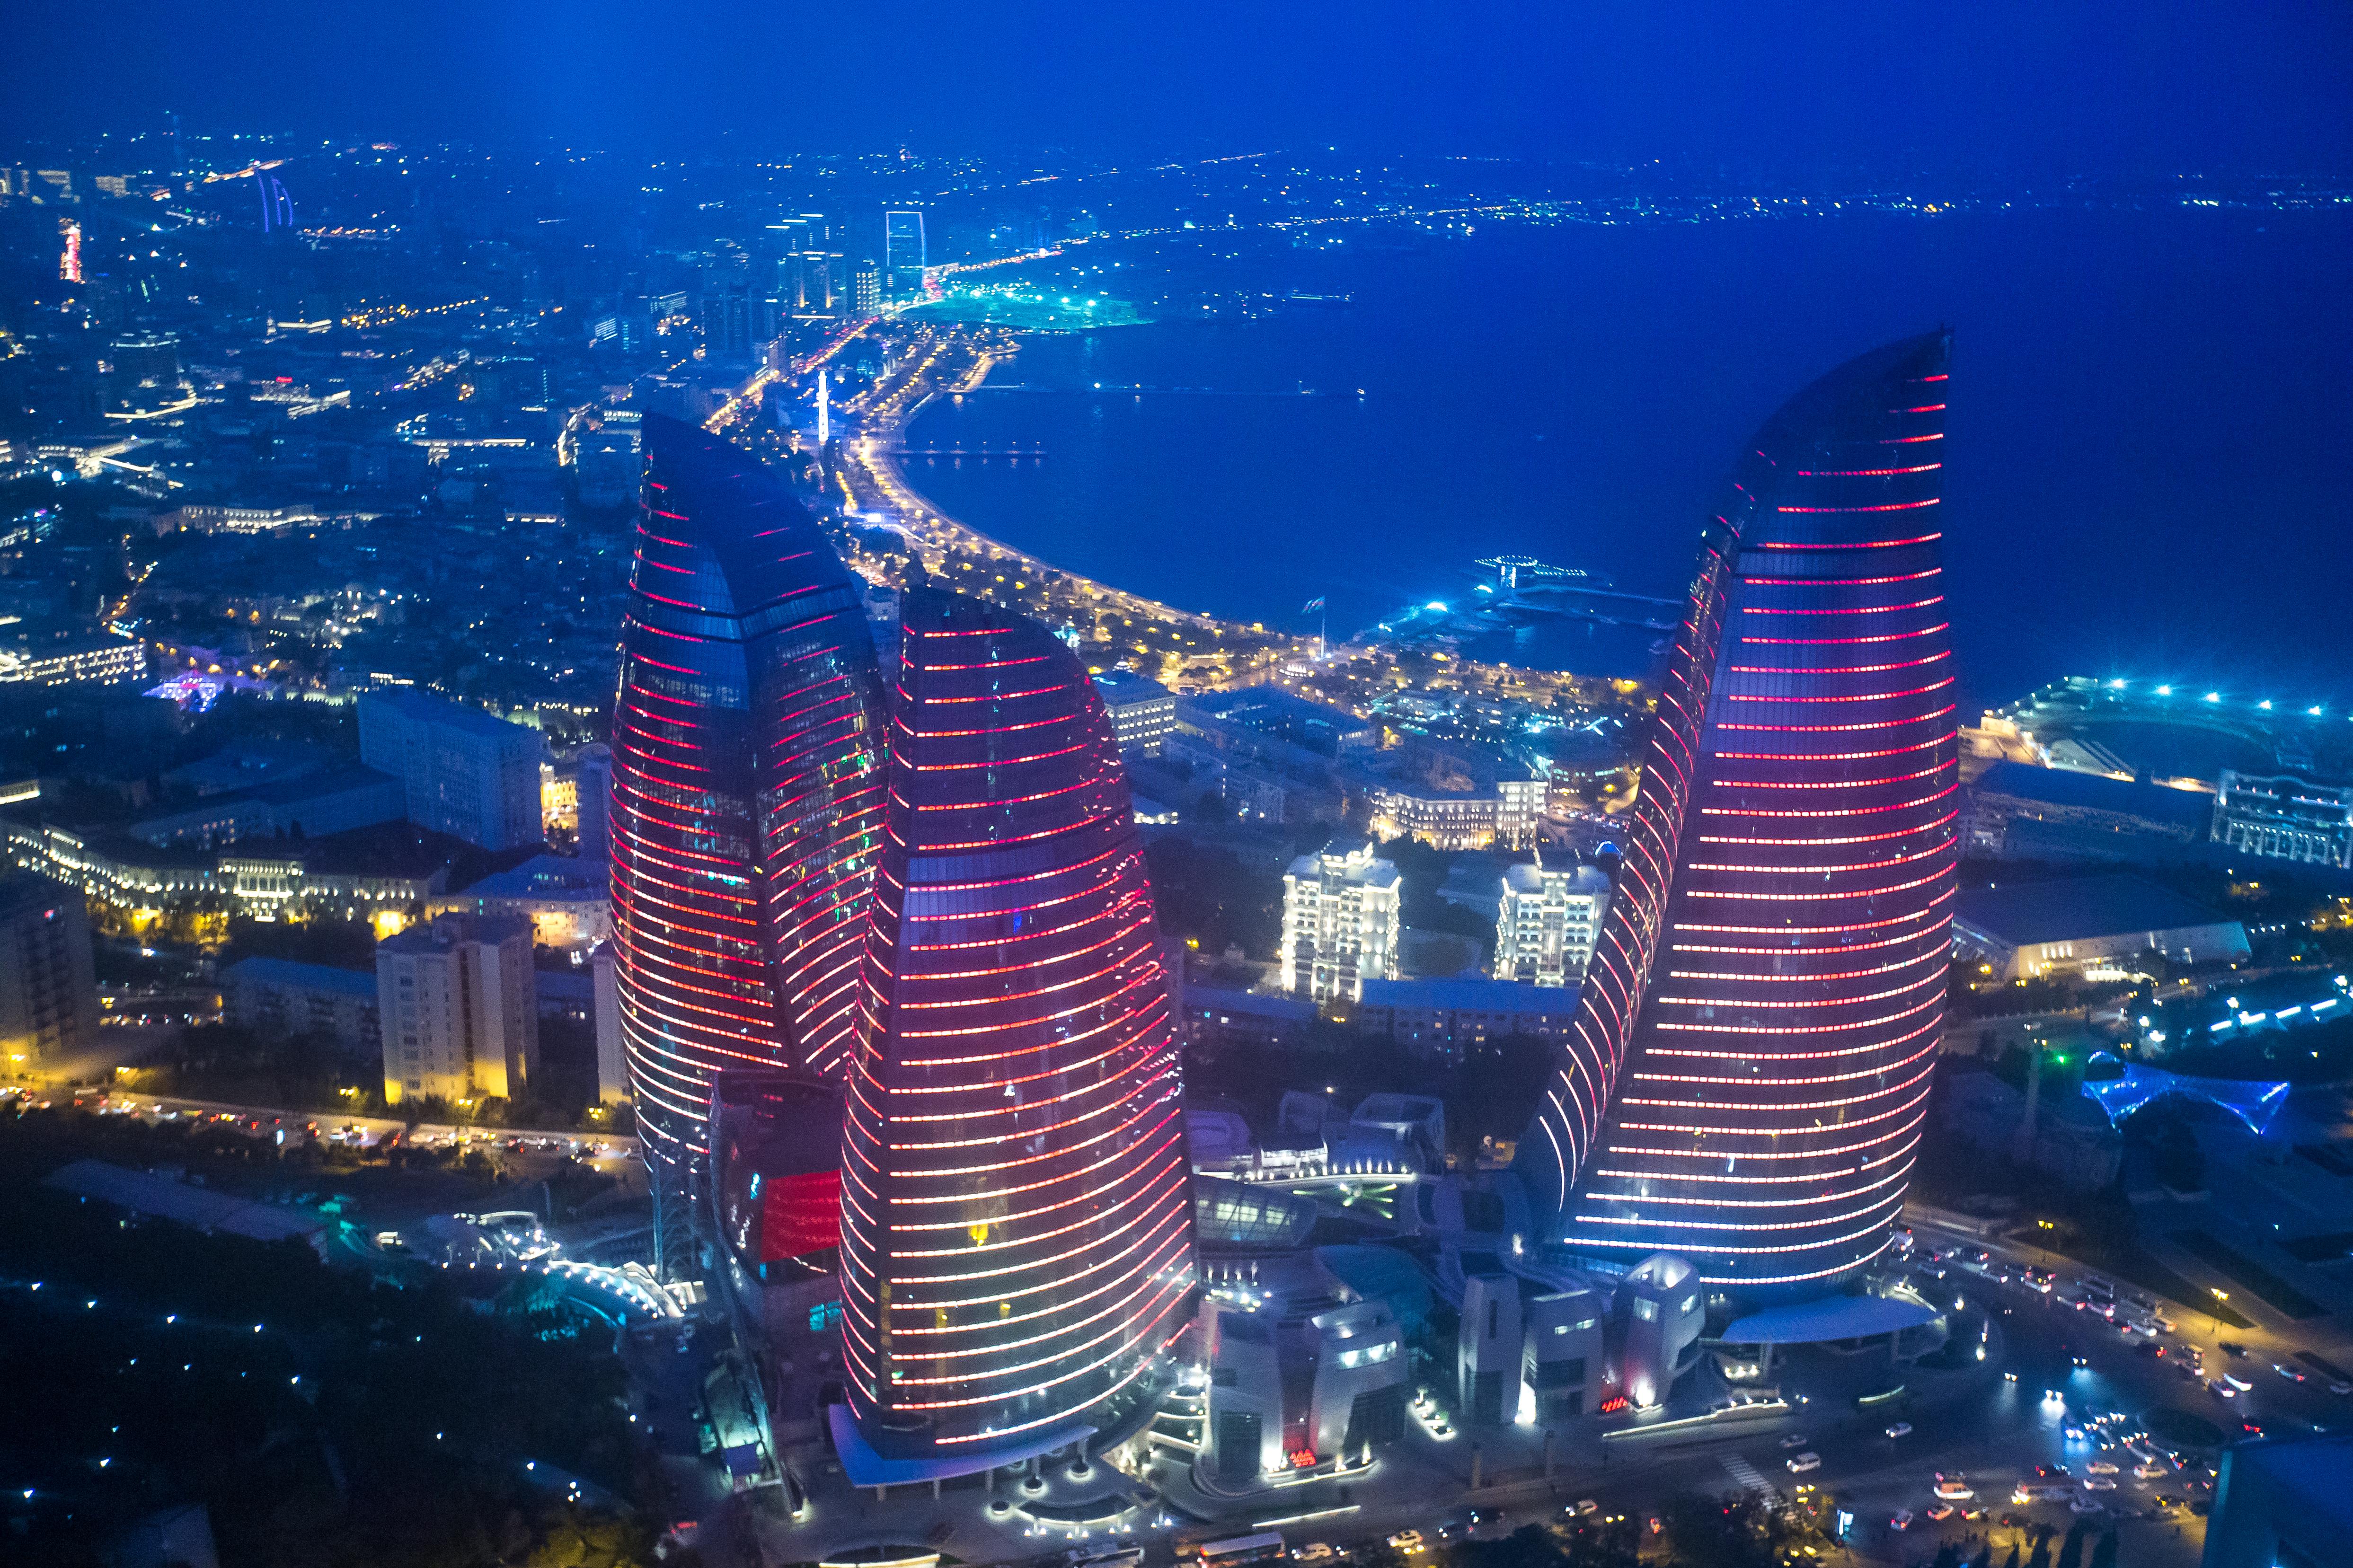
left=2220, top=1342, right=2249, bottom=1359
left=2085, top=1462, right=2120, bottom=1475
left=2208, top=1380, right=2238, bottom=1399
left=1926, top=1505, right=1956, bottom=1522
left=1787, top=1453, right=1822, bottom=1473
left=1884, top=1422, right=1913, bottom=1439
left=1571, top=1500, right=1599, bottom=1518
left=1934, top=1480, right=1977, bottom=1501
left=2240, top=1420, right=2263, bottom=1437
left=2082, top=1479, right=2117, bottom=1492
left=1890, top=1510, right=1914, bottom=1531
left=2071, top=1355, right=2090, bottom=1367
left=2134, top=1464, right=2168, bottom=1480
left=1386, top=1533, right=1425, bottom=1554
left=2004, top=1371, right=2019, bottom=1383
left=2331, top=1382, right=2353, bottom=1396
left=2070, top=1498, right=2106, bottom=1515
left=2276, top=1364, right=2306, bottom=1382
left=1780, top=1433, right=1811, bottom=1448
left=2035, top=1465, right=2072, bottom=1480
left=1293, top=1547, right=1337, bottom=1563
left=2224, top=1373, right=2254, bottom=1392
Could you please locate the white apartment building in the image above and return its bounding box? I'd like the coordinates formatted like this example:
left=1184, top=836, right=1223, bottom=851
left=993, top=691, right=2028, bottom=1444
left=1495, top=855, right=1612, bottom=986
left=377, top=911, right=540, bottom=1107
left=358, top=688, right=545, bottom=851
left=1281, top=839, right=1401, bottom=1002
left=2213, top=769, right=2353, bottom=870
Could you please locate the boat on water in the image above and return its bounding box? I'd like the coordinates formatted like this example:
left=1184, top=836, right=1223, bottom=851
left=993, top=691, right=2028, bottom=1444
left=1281, top=291, right=1355, bottom=308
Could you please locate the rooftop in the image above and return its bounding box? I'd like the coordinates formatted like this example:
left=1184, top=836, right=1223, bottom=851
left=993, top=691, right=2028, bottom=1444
left=1720, top=1292, right=1942, bottom=1346
left=1359, top=976, right=1581, bottom=1013
left=1953, top=873, right=2238, bottom=946
left=361, top=687, right=540, bottom=742
left=220, top=956, right=378, bottom=1000
left=1972, top=760, right=2216, bottom=834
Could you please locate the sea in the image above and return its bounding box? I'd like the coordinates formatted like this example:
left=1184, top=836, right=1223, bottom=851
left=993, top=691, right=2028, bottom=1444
left=899, top=208, right=2353, bottom=717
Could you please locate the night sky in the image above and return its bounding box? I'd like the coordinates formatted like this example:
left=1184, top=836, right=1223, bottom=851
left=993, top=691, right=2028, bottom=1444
left=6, top=0, right=2352, bottom=177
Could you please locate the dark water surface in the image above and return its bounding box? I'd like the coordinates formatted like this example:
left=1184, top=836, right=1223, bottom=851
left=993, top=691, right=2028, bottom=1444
left=901, top=211, right=2353, bottom=712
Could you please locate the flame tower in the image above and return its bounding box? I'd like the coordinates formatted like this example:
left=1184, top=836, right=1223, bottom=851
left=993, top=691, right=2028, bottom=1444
left=836, top=582, right=1195, bottom=1479
left=1519, top=332, right=1959, bottom=1303
left=610, top=415, right=887, bottom=1267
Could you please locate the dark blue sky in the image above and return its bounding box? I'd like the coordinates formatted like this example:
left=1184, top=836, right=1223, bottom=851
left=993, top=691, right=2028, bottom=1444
left=8, top=0, right=2352, bottom=175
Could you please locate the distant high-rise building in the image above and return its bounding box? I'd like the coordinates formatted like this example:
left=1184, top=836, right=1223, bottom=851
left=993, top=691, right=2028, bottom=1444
left=1280, top=839, right=1401, bottom=1001
left=357, top=689, right=544, bottom=851
left=377, top=912, right=540, bottom=1107
left=1516, top=332, right=1959, bottom=1305
left=884, top=210, right=926, bottom=300
left=0, top=872, right=100, bottom=1074
left=1495, top=854, right=1611, bottom=986
left=609, top=416, right=887, bottom=1268
left=849, top=260, right=881, bottom=317
left=574, top=742, right=613, bottom=861
left=837, top=581, right=1196, bottom=1482
left=590, top=945, right=626, bottom=1106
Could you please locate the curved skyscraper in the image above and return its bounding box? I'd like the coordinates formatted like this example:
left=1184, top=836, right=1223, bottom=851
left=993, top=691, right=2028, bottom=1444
left=1519, top=332, right=1958, bottom=1304
left=610, top=415, right=887, bottom=1255
left=837, top=582, right=1195, bottom=1479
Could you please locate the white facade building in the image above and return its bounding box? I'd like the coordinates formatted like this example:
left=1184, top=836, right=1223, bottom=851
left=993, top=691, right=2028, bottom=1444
left=358, top=689, right=545, bottom=851
left=1281, top=840, right=1400, bottom=1002
left=376, top=911, right=540, bottom=1107
left=1495, top=854, right=1612, bottom=986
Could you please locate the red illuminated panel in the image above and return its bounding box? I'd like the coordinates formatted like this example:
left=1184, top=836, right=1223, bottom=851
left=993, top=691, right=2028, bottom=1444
left=762, top=1169, right=845, bottom=1261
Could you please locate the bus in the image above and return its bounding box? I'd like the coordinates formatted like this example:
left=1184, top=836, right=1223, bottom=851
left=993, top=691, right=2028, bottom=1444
left=1197, top=1534, right=1288, bottom=1568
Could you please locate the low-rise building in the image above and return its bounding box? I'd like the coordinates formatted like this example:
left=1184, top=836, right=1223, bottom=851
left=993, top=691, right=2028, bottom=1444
left=1199, top=1251, right=1408, bottom=1487
left=2212, top=769, right=2353, bottom=870
left=1952, top=873, right=2251, bottom=980
left=1090, top=669, right=1176, bottom=756
left=126, top=765, right=404, bottom=849
left=1355, top=976, right=1582, bottom=1055
left=430, top=852, right=610, bottom=950
left=1366, top=781, right=1500, bottom=851
left=0, top=632, right=147, bottom=687
left=1967, top=760, right=2216, bottom=863
left=219, top=956, right=380, bottom=1059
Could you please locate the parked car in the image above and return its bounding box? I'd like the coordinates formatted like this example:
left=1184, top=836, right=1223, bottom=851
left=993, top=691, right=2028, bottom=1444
left=1885, top=1422, right=1914, bottom=1439
left=1787, top=1453, right=1822, bottom=1474
left=1891, top=1511, right=1914, bottom=1531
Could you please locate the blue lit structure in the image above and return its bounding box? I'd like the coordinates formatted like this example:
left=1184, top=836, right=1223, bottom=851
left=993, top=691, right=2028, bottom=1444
left=2080, top=1054, right=2290, bottom=1136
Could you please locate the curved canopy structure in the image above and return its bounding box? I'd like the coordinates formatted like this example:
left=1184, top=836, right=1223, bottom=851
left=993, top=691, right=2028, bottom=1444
left=2081, top=1058, right=2290, bottom=1136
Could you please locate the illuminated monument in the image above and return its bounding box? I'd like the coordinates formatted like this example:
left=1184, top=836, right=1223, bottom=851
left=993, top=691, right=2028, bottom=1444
left=1518, top=332, right=1959, bottom=1305
left=835, top=580, right=1197, bottom=1481
left=610, top=415, right=887, bottom=1270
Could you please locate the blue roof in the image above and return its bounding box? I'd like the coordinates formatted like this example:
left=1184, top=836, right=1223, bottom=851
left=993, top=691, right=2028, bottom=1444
left=1954, top=873, right=2238, bottom=947
left=1972, top=761, right=2214, bottom=834
left=219, top=956, right=377, bottom=1000
left=1721, top=1293, right=1941, bottom=1345
left=451, top=852, right=609, bottom=900
left=364, top=687, right=539, bottom=740
left=1359, top=977, right=1580, bottom=1014
left=1185, top=986, right=1317, bottom=1022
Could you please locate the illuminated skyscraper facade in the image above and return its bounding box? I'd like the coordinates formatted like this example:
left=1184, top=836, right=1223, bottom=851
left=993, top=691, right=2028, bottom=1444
left=1519, top=332, right=1958, bottom=1303
left=610, top=416, right=887, bottom=1260
left=837, top=583, right=1195, bottom=1478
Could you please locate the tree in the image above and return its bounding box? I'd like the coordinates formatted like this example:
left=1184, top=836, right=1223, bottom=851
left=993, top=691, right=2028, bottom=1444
left=2056, top=1521, right=2088, bottom=1568
left=2087, top=1531, right=2119, bottom=1568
